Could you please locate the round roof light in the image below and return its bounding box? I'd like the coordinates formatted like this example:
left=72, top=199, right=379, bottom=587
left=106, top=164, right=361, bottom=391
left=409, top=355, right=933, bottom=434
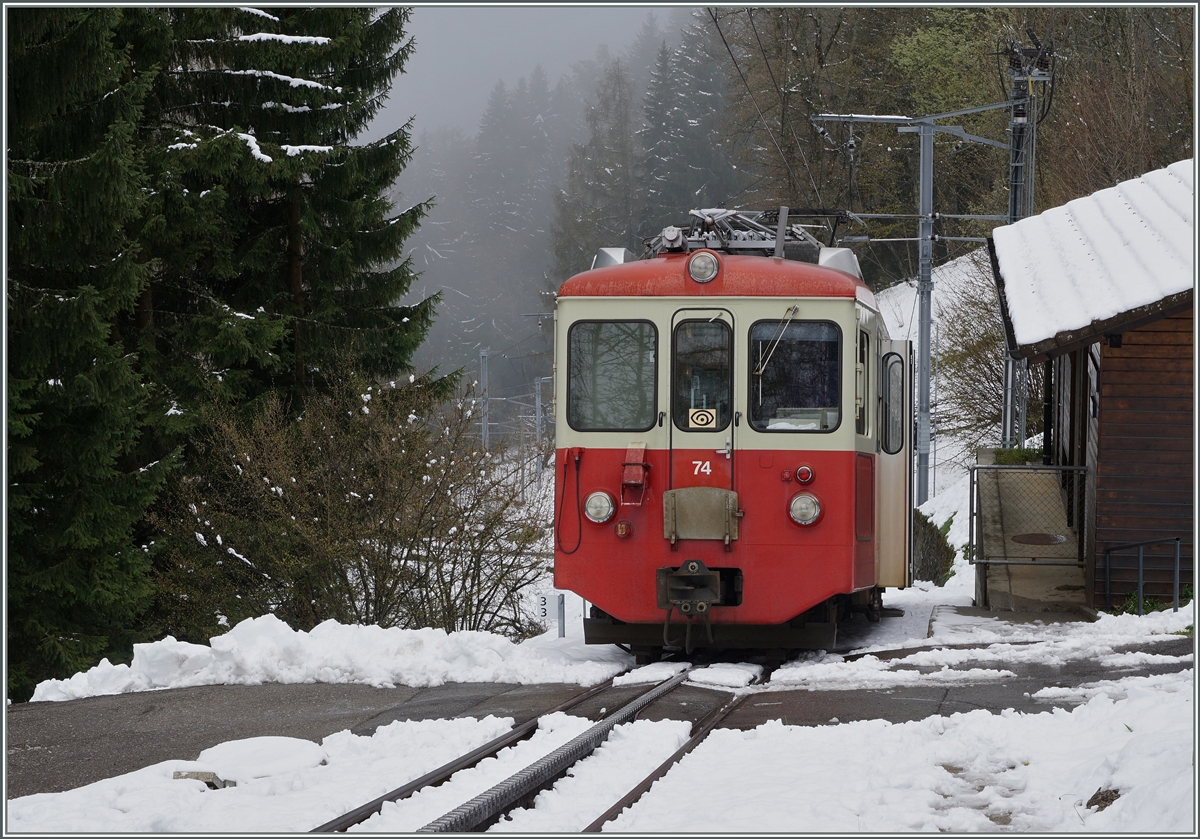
left=687, top=251, right=719, bottom=283
left=584, top=491, right=616, bottom=524
left=789, top=493, right=821, bottom=526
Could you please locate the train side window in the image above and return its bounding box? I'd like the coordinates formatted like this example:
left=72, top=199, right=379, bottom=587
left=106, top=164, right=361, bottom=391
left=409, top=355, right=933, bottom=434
left=856, top=331, right=869, bottom=435
left=881, top=352, right=904, bottom=454
left=748, top=320, right=840, bottom=432
left=673, top=320, right=732, bottom=432
left=567, top=320, right=657, bottom=431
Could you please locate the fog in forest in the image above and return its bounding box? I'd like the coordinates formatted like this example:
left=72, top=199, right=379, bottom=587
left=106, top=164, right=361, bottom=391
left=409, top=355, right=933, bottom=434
left=369, top=6, right=691, bottom=398
left=365, top=5, right=1194, bottom=408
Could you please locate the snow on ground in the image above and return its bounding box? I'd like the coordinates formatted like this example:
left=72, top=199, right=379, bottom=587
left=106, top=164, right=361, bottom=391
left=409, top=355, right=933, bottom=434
left=352, top=712, right=596, bottom=832
left=8, top=716, right=517, bottom=832
left=10, top=605, right=1192, bottom=834
left=612, top=661, right=689, bottom=686
left=770, top=605, right=1193, bottom=694
left=490, top=718, right=691, bottom=833
left=609, top=668, right=1194, bottom=833
left=14, top=476, right=1195, bottom=833
left=30, top=613, right=629, bottom=702
left=688, top=661, right=763, bottom=688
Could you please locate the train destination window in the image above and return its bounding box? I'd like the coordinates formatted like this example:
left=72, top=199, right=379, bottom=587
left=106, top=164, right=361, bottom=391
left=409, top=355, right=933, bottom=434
left=749, top=320, right=840, bottom=432
left=567, top=321, right=657, bottom=431
left=673, top=320, right=732, bottom=432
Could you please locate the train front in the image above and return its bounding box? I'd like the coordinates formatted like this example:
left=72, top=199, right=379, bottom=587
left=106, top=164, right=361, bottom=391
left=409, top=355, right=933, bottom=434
left=552, top=236, right=909, bottom=656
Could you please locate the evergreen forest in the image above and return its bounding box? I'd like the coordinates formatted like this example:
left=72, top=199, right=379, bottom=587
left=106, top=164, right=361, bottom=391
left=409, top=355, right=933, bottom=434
left=5, top=6, right=1193, bottom=700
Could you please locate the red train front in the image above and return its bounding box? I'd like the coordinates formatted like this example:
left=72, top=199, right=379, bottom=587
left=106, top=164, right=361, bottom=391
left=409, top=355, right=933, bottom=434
left=552, top=211, right=912, bottom=658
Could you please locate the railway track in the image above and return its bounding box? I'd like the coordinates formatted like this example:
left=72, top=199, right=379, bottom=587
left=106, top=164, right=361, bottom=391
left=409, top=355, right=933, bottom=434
left=310, top=665, right=753, bottom=833
left=310, top=637, right=966, bottom=833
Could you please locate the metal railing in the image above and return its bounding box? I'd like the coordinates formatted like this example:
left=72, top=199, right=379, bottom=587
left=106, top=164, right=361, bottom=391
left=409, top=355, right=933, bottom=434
left=969, top=463, right=1088, bottom=568
left=1104, top=537, right=1184, bottom=614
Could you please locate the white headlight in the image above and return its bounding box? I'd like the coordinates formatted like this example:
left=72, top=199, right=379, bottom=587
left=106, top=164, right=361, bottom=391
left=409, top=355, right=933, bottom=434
left=687, top=251, right=719, bottom=283
left=584, top=491, right=616, bottom=523
left=789, top=493, right=821, bottom=525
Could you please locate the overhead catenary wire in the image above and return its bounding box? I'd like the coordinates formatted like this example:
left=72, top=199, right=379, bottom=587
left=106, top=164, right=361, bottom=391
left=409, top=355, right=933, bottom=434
left=1034, top=26, right=1057, bottom=124
left=744, top=8, right=824, bottom=206
left=706, top=8, right=803, bottom=202
left=718, top=171, right=784, bottom=207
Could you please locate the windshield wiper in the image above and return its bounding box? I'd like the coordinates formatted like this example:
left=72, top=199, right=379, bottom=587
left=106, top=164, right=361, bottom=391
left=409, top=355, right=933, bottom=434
left=753, top=305, right=799, bottom=407
left=753, top=305, right=799, bottom=379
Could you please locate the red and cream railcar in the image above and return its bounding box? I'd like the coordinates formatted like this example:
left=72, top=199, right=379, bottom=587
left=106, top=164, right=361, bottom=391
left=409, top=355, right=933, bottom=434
left=553, top=214, right=912, bottom=657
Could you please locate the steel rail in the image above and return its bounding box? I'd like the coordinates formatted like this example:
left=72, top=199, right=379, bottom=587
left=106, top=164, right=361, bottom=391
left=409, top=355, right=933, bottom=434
left=314, top=642, right=964, bottom=833
left=416, top=671, right=690, bottom=833
left=582, top=690, right=749, bottom=832
left=309, top=679, right=614, bottom=833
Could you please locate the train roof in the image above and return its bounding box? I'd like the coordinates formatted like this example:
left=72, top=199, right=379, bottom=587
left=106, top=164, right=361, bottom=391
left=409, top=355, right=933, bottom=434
left=557, top=252, right=877, bottom=308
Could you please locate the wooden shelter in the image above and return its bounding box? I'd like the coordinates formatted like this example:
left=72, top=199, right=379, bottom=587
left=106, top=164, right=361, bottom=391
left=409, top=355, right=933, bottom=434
left=989, top=160, right=1194, bottom=609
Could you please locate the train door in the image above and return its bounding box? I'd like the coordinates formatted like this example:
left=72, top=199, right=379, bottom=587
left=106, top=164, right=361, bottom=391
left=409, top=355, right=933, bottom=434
left=662, top=308, right=740, bottom=548
left=876, top=339, right=912, bottom=587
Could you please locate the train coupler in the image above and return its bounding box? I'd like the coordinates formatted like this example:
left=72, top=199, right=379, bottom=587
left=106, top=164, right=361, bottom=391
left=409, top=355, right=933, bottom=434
left=658, top=560, right=721, bottom=652
left=657, top=559, right=721, bottom=614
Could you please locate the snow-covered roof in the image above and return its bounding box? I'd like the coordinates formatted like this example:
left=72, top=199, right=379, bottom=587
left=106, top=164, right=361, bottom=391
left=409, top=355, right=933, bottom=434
left=991, top=159, right=1194, bottom=359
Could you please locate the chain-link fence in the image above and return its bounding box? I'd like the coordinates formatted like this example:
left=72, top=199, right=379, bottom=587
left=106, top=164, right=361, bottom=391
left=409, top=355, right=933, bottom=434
left=969, top=464, right=1088, bottom=568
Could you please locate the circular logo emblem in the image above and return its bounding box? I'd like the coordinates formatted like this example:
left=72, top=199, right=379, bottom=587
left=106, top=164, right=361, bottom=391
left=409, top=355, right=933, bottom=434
left=689, top=408, right=717, bottom=428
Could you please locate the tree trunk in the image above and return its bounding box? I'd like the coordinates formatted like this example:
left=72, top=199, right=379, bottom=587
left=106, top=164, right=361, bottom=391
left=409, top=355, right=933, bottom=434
left=288, top=189, right=306, bottom=386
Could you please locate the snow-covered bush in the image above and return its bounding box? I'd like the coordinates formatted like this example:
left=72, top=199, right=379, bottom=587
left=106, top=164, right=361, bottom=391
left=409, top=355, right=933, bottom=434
left=912, top=509, right=955, bottom=586
left=152, top=365, right=550, bottom=643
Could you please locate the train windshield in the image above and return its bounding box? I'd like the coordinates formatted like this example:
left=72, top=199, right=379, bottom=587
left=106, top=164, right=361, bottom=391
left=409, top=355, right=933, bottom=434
left=673, top=320, right=732, bottom=432
left=749, top=320, right=840, bottom=432
left=567, top=321, right=657, bottom=431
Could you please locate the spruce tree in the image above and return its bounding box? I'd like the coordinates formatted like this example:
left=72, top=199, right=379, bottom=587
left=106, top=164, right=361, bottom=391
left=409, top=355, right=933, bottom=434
left=470, top=80, right=519, bottom=252
left=7, top=9, right=166, bottom=699
left=639, top=42, right=692, bottom=229
left=130, top=7, right=441, bottom=638
left=551, top=60, right=640, bottom=280
left=624, top=14, right=665, bottom=116
left=131, top=6, right=436, bottom=424
left=639, top=29, right=745, bottom=234
left=512, top=65, right=559, bottom=278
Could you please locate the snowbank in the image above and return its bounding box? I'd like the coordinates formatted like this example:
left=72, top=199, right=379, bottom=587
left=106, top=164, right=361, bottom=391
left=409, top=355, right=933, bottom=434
left=30, top=614, right=626, bottom=702
left=918, top=471, right=971, bottom=558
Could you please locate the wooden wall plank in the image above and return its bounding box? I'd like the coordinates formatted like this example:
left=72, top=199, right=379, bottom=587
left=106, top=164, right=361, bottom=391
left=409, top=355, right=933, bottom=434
left=1103, top=397, right=1193, bottom=412
left=1096, top=436, right=1193, bottom=451
left=1093, top=306, right=1193, bottom=607
left=1103, top=359, right=1193, bottom=373
left=1103, top=422, right=1192, bottom=439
